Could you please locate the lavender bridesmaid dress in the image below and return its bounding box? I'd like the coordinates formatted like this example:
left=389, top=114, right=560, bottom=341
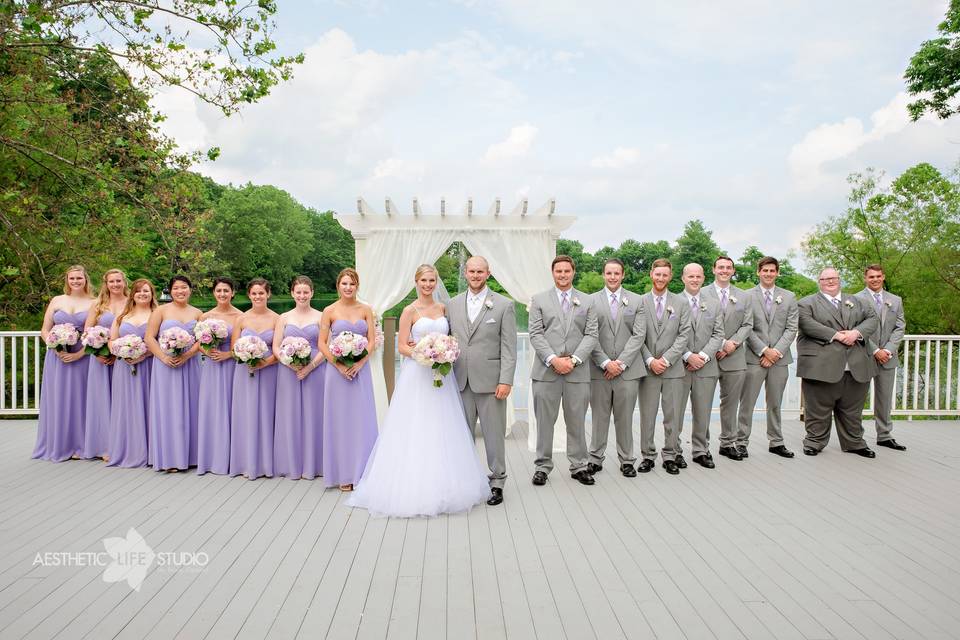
left=229, top=328, right=277, bottom=479
left=196, top=325, right=233, bottom=475
left=32, top=310, right=88, bottom=462
left=148, top=319, right=200, bottom=471
left=322, top=319, right=378, bottom=487
left=106, top=322, right=152, bottom=468
left=274, top=323, right=324, bottom=479
left=82, top=310, right=115, bottom=459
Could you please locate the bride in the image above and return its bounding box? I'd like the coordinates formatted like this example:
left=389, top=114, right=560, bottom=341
left=346, top=264, right=491, bottom=517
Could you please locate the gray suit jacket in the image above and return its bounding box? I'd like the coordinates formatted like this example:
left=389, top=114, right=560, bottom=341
left=588, top=289, right=647, bottom=381
left=700, top=285, right=753, bottom=371
left=855, top=288, right=905, bottom=370
left=682, top=293, right=724, bottom=378
left=448, top=290, right=518, bottom=393
left=745, top=286, right=798, bottom=367
left=529, top=288, right=598, bottom=383
left=797, top=292, right=879, bottom=384
left=626, top=291, right=692, bottom=380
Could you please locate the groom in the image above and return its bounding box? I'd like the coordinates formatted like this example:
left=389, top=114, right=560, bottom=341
left=448, top=256, right=518, bottom=506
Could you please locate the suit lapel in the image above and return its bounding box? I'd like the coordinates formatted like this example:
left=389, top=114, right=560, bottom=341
left=839, top=294, right=851, bottom=328
left=467, top=292, right=490, bottom=340
left=817, top=293, right=842, bottom=324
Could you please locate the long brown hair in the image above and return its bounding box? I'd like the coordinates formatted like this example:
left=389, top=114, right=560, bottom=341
left=62, top=264, right=93, bottom=296
left=116, top=279, right=157, bottom=326
left=336, top=268, right=359, bottom=296
left=93, top=269, right=129, bottom=323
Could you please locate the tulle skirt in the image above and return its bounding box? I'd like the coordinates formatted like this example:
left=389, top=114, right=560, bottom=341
left=347, top=359, right=490, bottom=518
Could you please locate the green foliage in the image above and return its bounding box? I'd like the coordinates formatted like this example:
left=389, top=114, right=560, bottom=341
left=802, top=163, right=960, bottom=332
left=299, top=211, right=355, bottom=293
left=577, top=272, right=605, bottom=293
left=905, top=0, right=960, bottom=120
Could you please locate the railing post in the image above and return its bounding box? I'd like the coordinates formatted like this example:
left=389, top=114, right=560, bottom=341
left=382, top=317, right=397, bottom=401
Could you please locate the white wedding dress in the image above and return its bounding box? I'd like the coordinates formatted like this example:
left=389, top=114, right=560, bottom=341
left=346, top=316, right=491, bottom=517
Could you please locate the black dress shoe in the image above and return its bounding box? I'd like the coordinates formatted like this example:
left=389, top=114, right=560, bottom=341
left=877, top=439, right=906, bottom=451
left=621, top=463, right=637, bottom=478
left=571, top=470, right=595, bottom=485
left=846, top=447, right=876, bottom=458
left=692, top=454, right=715, bottom=469
left=587, top=462, right=603, bottom=474
left=675, top=454, right=688, bottom=469
left=486, top=488, right=503, bottom=506
left=636, top=459, right=655, bottom=473
left=737, top=446, right=749, bottom=458
left=662, top=459, right=680, bottom=475
left=532, top=470, right=548, bottom=485
left=768, top=445, right=795, bottom=458
left=718, top=446, right=743, bottom=461
left=803, top=447, right=819, bottom=456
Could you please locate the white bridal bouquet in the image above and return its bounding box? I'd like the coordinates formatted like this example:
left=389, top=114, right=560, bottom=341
left=46, top=323, right=79, bottom=352
left=81, top=325, right=111, bottom=357
left=111, top=335, right=148, bottom=375
left=233, top=335, right=270, bottom=377
left=411, top=333, right=460, bottom=387
left=278, top=336, right=312, bottom=367
left=330, top=331, right=368, bottom=367
left=194, top=318, right=229, bottom=357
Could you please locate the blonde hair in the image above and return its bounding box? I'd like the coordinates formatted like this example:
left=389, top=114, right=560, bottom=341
left=116, top=279, right=157, bottom=326
left=62, top=265, right=93, bottom=296
left=336, top=268, right=360, bottom=295
left=93, top=269, right=129, bottom=323
left=414, top=264, right=438, bottom=281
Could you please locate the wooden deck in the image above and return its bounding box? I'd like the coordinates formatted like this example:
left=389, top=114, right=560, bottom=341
left=0, top=417, right=958, bottom=640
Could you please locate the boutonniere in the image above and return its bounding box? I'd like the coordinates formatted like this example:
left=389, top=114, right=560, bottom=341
left=843, top=300, right=855, bottom=308
left=484, top=299, right=494, bottom=310
left=572, top=297, right=581, bottom=307
left=884, top=300, right=892, bottom=308
left=621, top=297, right=629, bottom=307
left=699, top=303, right=707, bottom=311
left=666, top=305, right=675, bottom=316
left=775, top=295, right=783, bottom=305
left=729, top=295, right=738, bottom=305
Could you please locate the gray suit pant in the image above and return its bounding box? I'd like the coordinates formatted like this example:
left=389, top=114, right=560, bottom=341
left=801, top=373, right=869, bottom=452
left=872, top=367, right=896, bottom=441
left=460, top=387, right=507, bottom=489
left=738, top=364, right=789, bottom=447
left=717, top=369, right=745, bottom=448
left=638, top=375, right=682, bottom=461
left=589, top=376, right=638, bottom=466
left=678, top=374, right=719, bottom=457
left=533, top=379, right=590, bottom=475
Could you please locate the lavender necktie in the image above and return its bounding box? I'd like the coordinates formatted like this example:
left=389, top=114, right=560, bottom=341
left=720, top=288, right=728, bottom=310
left=690, top=296, right=699, bottom=319
left=874, top=292, right=882, bottom=314
left=610, top=292, right=618, bottom=320
left=764, top=290, right=773, bottom=314
left=831, top=297, right=839, bottom=308
left=656, top=296, right=663, bottom=320
left=561, top=291, right=571, bottom=314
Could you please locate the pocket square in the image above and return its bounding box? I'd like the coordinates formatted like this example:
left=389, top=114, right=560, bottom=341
left=484, top=318, right=496, bottom=324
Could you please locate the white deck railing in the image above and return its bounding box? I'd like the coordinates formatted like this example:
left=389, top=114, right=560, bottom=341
left=3, top=331, right=958, bottom=418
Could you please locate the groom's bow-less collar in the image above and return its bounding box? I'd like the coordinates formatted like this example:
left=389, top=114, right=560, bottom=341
left=466, top=286, right=489, bottom=325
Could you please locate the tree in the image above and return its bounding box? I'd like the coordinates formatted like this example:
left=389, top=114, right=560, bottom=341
left=577, top=271, right=604, bottom=294
left=905, top=0, right=960, bottom=120
left=556, top=238, right=597, bottom=284
left=300, top=211, right=355, bottom=293
left=674, top=219, right=724, bottom=271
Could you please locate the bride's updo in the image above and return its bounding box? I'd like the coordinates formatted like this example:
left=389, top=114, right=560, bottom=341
left=414, top=264, right=438, bottom=281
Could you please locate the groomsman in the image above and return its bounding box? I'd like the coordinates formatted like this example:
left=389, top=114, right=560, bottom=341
left=738, top=256, right=799, bottom=458
left=797, top=267, right=878, bottom=457
left=677, top=263, right=724, bottom=469
left=529, top=255, right=599, bottom=486
left=448, top=256, right=519, bottom=506
left=631, top=258, right=692, bottom=475
left=856, top=264, right=907, bottom=451
left=587, top=258, right=646, bottom=478
left=700, top=256, right=753, bottom=461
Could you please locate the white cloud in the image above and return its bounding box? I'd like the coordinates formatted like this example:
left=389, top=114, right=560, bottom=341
left=482, top=124, right=538, bottom=163
left=370, top=157, right=426, bottom=181
left=590, top=147, right=642, bottom=169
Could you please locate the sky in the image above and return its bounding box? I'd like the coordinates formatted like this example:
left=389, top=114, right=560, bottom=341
left=155, top=0, right=959, bottom=269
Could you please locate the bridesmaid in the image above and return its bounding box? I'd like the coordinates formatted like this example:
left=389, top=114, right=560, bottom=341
left=32, top=265, right=95, bottom=461
left=273, top=275, right=325, bottom=479
left=319, top=268, right=378, bottom=491
left=82, top=268, right=129, bottom=461
left=229, top=278, right=279, bottom=479
left=106, top=279, right=156, bottom=468
left=196, top=277, right=242, bottom=475
left=146, top=275, right=202, bottom=472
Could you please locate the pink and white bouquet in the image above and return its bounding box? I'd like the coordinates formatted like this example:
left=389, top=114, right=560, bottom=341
left=111, top=335, right=148, bottom=375
left=46, top=323, right=79, bottom=352
left=278, top=336, right=312, bottom=367
left=329, top=331, right=368, bottom=367
left=193, top=318, right=229, bottom=356
left=158, top=326, right=195, bottom=357
left=411, top=333, right=460, bottom=387
left=233, top=335, right=270, bottom=377
left=81, top=325, right=112, bottom=357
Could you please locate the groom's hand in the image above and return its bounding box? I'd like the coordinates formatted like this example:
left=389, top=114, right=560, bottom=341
left=495, top=383, right=511, bottom=400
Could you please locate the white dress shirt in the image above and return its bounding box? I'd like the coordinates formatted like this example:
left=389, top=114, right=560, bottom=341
left=466, top=286, right=488, bottom=324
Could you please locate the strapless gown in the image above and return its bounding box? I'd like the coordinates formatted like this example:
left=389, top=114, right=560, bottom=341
left=82, top=310, right=115, bottom=459
left=347, top=317, right=490, bottom=517
left=229, top=328, right=277, bottom=479
left=274, top=323, right=324, bottom=479
left=107, top=322, right=152, bottom=468
left=32, top=309, right=88, bottom=461
left=196, top=325, right=233, bottom=475
left=148, top=319, right=200, bottom=470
